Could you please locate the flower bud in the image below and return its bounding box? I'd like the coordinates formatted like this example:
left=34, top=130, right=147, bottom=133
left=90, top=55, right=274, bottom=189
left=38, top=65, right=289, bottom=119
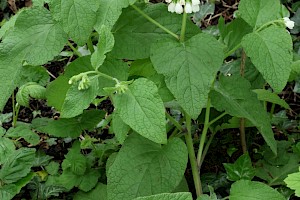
left=185, top=2, right=193, bottom=13
left=283, top=17, right=295, bottom=29
left=175, top=2, right=183, bottom=14
left=168, top=2, right=176, bottom=13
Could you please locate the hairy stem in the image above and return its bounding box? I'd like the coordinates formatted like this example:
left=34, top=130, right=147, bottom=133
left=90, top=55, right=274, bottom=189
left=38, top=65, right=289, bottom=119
left=185, top=114, right=203, bottom=197
left=197, top=98, right=211, bottom=167
left=180, top=11, right=188, bottom=42
left=131, top=4, right=179, bottom=40
left=67, top=41, right=82, bottom=57
left=240, top=50, right=247, bottom=154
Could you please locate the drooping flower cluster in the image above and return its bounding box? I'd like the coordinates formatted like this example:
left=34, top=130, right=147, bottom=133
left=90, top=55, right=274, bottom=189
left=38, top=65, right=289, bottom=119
left=166, top=0, right=200, bottom=14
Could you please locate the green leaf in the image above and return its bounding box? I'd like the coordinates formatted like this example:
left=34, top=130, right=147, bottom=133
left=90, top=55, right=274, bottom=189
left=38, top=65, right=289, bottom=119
left=242, top=26, right=293, bottom=92
left=112, top=3, right=200, bottom=59
left=62, top=143, right=87, bottom=176
left=113, top=78, right=166, bottom=144
left=151, top=33, right=224, bottom=119
left=284, top=167, right=300, bottom=197
left=0, top=137, right=15, bottom=165
left=61, top=75, right=99, bottom=118
left=0, top=11, right=21, bottom=39
left=0, top=7, right=67, bottom=111
left=6, top=125, right=40, bottom=145
left=46, top=161, right=60, bottom=176
left=107, top=134, right=188, bottom=200
left=16, top=82, right=46, bottom=107
left=32, top=110, right=105, bottom=138
left=54, top=0, right=100, bottom=45
left=74, top=183, right=107, bottom=200
left=0, top=184, right=18, bottom=200
left=111, top=113, right=130, bottom=144
left=210, top=76, right=277, bottom=154
left=78, top=169, right=101, bottom=192
left=229, top=180, right=285, bottom=200
left=91, top=25, right=115, bottom=70
left=0, top=148, right=35, bottom=184
left=18, top=65, right=50, bottom=87
left=223, top=154, right=255, bottom=181
left=253, top=89, right=290, bottom=109
left=238, top=0, right=282, bottom=28
left=94, top=0, right=137, bottom=31
left=134, top=192, right=193, bottom=200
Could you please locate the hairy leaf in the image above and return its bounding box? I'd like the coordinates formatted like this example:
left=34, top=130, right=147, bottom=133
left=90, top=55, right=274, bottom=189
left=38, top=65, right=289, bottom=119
left=0, top=7, right=67, bottom=111
left=230, top=180, right=285, bottom=200
left=210, top=76, right=277, bottom=154
left=6, top=125, right=40, bottom=145
left=113, top=78, right=166, bottom=144
left=253, top=89, right=290, bottom=109
left=134, top=192, right=193, bottom=200
left=16, top=82, right=46, bottom=107
left=284, top=167, right=300, bottom=197
left=242, top=26, right=293, bottom=92
left=151, top=33, right=224, bottom=119
left=107, top=134, right=188, bottom=200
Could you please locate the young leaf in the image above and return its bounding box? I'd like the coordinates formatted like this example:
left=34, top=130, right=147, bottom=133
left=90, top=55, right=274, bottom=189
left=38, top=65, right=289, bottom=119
left=51, top=0, right=100, bottom=45
left=16, top=82, right=46, bottom=107
left=229, top=180, right=285, bottom=200
left=253, top=89, right=290, bottom=109
left=134, top=192, right=193, bottom=200
left=113, top=78, right=167, bottom=144
left=18, top=65, right=50, bottom=87
left=107, top=134, right=188, bottom=200
left=0, top=148, right=35, bottom=184
left=150, top=33, right=224, bottom=119
left=46, top=161, right=60, bottom=176
left=242, top=26, right=293, bottom=92
left=112, top=3, right=200, bottom=59
left=210, top=76, right=277, bottom=154
left=284, top=167, right=300, bottom=197
left=0, top=7, right=67, bottom=111
left=91, top=25, right=115, bottom=70
left=223, top=154, right=255, bottom=181
left=238, top=0, right=282, bottom=28
left=94, top=0, right=137, bottom=31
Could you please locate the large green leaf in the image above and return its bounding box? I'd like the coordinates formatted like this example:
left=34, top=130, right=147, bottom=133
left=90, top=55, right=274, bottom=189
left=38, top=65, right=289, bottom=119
left=51, top=0, right=100, bottom=45
left=284, top=167, right=300, bottom=197
left=113, top=78, right=166, bottom=144
left=238, top=0, right=282, bottom=28
left=112, top=3, right=200, bottom=59
left=6, top=125, right=40, bottom=145
left=0, top=7, right=67, bottom=111
left=242, top=26, right=293, bottom=92
left=229, top=180, right=285, bottom=200
left=107, top=134, right=188, bottom=200
left=0, top=137, right=15, bottom=165
left=151, top=33, right=224, bottom=119
left=134, top=192, right=193, bottom=200
left=74, top=183, right=107, bottom=200
left=0, top=148, right=35, bottom=184
left=94, top=0, right=137, bottom=31
left=32, top=110, right=105, bottom=138
left=253, top=89, right=290, bottom=109
left=210, top=76, right=277, bottom=154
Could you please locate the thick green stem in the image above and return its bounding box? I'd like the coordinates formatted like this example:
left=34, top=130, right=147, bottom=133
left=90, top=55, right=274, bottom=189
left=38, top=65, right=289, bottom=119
left=199, top=129, right=217, bottom=167
left=87, top=36, right=95, bottom=54
left=131, top=4, right=179, bottom=40
left=166, top=112, right=183, bottom=131
left=180, top=11, right=188, bottom=42
left=197, top=98, right=211, bottom=167
left=67, top=41, right=82, bottom=57
left=185, top=114, right=202, bottom=197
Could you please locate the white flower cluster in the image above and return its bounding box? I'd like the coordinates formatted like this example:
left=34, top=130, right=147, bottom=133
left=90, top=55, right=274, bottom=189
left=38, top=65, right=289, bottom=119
left=283, top=17, right=295, bottom=29
left=166, top=0, right=200, bottom=14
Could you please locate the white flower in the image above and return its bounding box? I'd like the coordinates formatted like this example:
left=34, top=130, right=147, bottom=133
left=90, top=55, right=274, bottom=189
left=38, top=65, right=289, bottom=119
left=185, top=2, right=193, bottom=13
left=179, top=0, right=185, bottom=5
left=175, top=2, right=183, bottom=14
left=283, top=17, right=295, bottom=29
left=168, top=2, right=176, bottom=13
left=192, top=0, right=200, bottom=5
left=165, top=0, right=172, bottom=3
left=192, top=4, right=200, bottom=12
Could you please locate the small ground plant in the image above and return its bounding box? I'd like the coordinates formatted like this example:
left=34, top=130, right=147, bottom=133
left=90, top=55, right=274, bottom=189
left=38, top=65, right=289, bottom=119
left=0, top=0, right=300, bottom=199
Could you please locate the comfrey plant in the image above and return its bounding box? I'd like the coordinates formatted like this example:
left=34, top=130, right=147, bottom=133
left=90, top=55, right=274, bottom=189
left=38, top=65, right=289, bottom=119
left=0, top=0, right=298, bottom=199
